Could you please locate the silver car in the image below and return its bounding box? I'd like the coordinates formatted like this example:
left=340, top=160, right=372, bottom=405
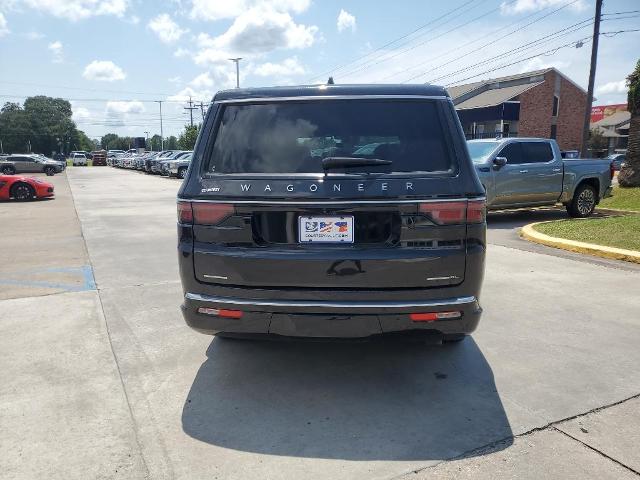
left=0, top=154, right=64, bottom=176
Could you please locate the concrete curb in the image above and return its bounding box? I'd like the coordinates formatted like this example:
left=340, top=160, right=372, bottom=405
left=520, top=222, right=640, bottom=264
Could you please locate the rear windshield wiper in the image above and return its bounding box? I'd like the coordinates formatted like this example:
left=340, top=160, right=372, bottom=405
left=321, top=157, right=392, bottom=170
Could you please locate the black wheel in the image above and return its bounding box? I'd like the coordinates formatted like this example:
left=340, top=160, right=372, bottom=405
left=1, top=165, right=15, bottom=175
left=44, top=167, right=56, bottom=176
left=10, top=182, right=35, bottom=201
left=567, top=183, right=596, bottom=218
left=442, top=334, right=466, bottom=344
left=178, top=167, right=187, bottom=179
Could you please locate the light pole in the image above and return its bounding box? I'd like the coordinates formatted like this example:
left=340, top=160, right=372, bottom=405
left=144, top=131, right=150, bottom=151
left=229, top=58, right=242, bottom=88
left=580, top=0, right=603, bottom=157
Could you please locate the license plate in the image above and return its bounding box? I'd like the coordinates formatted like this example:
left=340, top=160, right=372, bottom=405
left=298, top=216, right=354, bottom=243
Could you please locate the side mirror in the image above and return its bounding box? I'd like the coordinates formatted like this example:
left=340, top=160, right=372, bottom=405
left=493, top=156, right=508, bottom=168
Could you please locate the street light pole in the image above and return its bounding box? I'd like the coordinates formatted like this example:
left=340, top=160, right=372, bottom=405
left=580, top=0, right=603, bottom=157
left=229, top=58, right=242, bottom=88
left=144, top=131, right=150, bottom=151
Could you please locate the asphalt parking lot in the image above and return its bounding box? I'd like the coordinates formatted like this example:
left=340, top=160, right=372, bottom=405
left=2, top=168, right=640, bottom=479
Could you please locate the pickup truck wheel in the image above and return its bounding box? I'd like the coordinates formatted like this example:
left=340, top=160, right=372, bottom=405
left=44, top=166, right=56, bottom=176
left=10, top=182, right=35, bottom=201
left=1, top=165, right=15, bottom=175
left=178, top=167, right=187, bottom=179
left=567, top=184, right=596, bottom=218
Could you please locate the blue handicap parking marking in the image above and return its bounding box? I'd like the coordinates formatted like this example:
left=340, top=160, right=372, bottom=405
left=0, top=265, right=97, bottom=292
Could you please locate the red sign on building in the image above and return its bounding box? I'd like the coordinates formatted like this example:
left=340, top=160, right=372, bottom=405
left=591, top=103, right=628, bottom=123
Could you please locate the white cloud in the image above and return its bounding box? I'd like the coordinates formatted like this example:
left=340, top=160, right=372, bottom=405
left=174, top=47, right=190, bottom=58
left=106, top=100, right=144, bottom=114
left=0, top=12, right=8, bottom=37
left=253, top=56, right=305, bottom=76
left=192, top=5, right=318, bottom=66
left=25, top=31, right=45, bottom=40
left=48, top=40, right=63, bottom=63
left=500, top=0, right=586, bottom=15
left=190, top=72, right=214, bottom=88
left=189, top=0, right=310, bottom=21
left=72, top=105, right=91, bottom=122
left=19, top=0, right=129, bottom=21
left=518, top=56, right=569, bottom=73
left=148, top=13, right=187, bottom=44
left=337, top=9, right=356, bottom=33
left=104, top=100, right=145, bottom=127
left=168, top=86, right=214, bottom=103
left=168, top=75, right=182, bottom=84
left=597, top=80, right=627, bottom=95
left=82, top=60, right=126, bottom=82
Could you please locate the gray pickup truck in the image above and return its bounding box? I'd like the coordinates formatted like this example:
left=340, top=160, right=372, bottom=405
left=0, top=154, right=64, bottom=176
left=467, top=138, right=613, bottom=217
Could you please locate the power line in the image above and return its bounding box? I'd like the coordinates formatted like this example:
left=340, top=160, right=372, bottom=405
left=307, top=0, right=479, bottom=82
left=337, top=0, right=519, bottom=81
left=390, top=0, right=584, bottom=83
left=422, top=17, right=594, bottom=85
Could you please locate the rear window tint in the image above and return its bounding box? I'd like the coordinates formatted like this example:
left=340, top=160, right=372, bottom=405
left=522, top=142, right=554, bottom=163
left=205, top=100, right=454, bottom=175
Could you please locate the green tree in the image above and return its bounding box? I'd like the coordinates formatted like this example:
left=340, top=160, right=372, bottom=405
left=588, top=128, right=608, bottom=157
left=178, top=124, right=200, bottom=150
left=619, top=59, right=640, bottom=187
left=23, top=96, right=76, bottom=155
left=149, top=134, right=162, bottom=151
left=165, top=135, right=178, bottom=150
left=0, top=102, right=30, bottom=153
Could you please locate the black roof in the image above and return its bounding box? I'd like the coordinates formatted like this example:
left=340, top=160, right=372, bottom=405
left=213, top=84, right=448, bottom=101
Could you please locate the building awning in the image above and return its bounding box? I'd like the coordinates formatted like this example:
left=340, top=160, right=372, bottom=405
left=455, top=81, right=544, bottom=110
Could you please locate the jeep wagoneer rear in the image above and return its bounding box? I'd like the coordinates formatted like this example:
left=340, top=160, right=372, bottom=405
left=177, top=84, right=486, bottom=341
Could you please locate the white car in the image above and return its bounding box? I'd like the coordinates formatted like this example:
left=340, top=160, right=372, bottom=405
left=71, top=153, right=88, bottom=166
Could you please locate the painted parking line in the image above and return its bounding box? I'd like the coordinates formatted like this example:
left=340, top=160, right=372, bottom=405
left=0, top=265, right=97, bottom=292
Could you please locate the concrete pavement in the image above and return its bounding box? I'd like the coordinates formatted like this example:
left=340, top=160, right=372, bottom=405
left=1, top=167, right=639, bottom=479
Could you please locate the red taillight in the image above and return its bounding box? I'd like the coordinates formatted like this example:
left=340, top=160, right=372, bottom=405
left=197, top=307, right=243, bottom=319
left=410, top=311, right=461, bottom=322
left=177, top=201, right=235, bottom=225
left=610, top=162, right=615, bottom=180
left=418, top=200, right=485, bottom=224
left=467, top=199, right=486, bottom=223
left=177, top=201, right=193, bottom=224
left=192, top=202, right=235, bottom=225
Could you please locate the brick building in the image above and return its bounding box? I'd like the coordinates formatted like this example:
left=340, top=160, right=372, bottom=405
left=448, top=68, right=587, bottom=151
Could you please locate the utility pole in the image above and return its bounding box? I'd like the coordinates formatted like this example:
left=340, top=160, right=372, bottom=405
left=144, top=131, right=150, bottom=151
left=229, top=58, right=242, bottom=88
left=581, top=0, right=602, bottom=157
left=196, top=101, right=209, bottom=121
left=184, top=96, right=197, bottom=127
left=155, top=100, right=164, bottom=150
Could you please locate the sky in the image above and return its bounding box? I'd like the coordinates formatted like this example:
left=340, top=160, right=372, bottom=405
left=0, top=0, right=638, bottom=139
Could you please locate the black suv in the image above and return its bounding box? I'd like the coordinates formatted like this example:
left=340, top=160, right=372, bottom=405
left=177, top=84, right=486, bottom=342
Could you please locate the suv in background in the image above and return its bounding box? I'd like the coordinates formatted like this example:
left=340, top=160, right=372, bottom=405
left=177, top=84, right=486, bottom=342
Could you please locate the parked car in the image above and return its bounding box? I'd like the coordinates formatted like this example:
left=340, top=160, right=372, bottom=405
left=607, top=153, right=626, bottom=171
left=467, top=138, right=613, bottom=218
left=159, top=151, right=192, bottom=175
left=71, top=152, right=88, bottom=166
left=177, top=84, right=486, bottom=342
left=0, top=154, right=63, bottom=176
left=0, top=174, right=54, bottom=201
left=91, top=150, right=107, bottom=166
left=34, top=153, right=65, bottom=170
left=149, top=150, right=181, bottom=173
left=168, top=153, right=192, bottom=178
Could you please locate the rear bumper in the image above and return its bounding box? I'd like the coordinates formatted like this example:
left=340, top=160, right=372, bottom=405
left=182, top=293, right=482, bottom=338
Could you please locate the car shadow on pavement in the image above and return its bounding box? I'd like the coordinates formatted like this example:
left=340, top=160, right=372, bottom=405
left=182, top=336, right=512, bottom=461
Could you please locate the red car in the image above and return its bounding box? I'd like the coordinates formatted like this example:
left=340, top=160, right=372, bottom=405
left=0, top=175, right=54, bottom=201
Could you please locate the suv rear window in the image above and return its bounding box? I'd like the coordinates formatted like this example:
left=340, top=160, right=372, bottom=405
left=205, top=100, right=454, bottom=175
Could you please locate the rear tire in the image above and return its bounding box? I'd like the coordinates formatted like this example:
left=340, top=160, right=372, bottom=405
left=44, top=166, right=56, bottom=176
left=567, top=183, right=597, bottom=218
left=10, top=182, right=35, bottom=201
left=178, top=167, right=187, bottom=179
left=1, top=165, right=15, bottom=175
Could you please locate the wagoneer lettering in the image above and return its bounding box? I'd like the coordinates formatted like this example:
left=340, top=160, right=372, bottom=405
left=177, top=84, right=486, bottom=342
